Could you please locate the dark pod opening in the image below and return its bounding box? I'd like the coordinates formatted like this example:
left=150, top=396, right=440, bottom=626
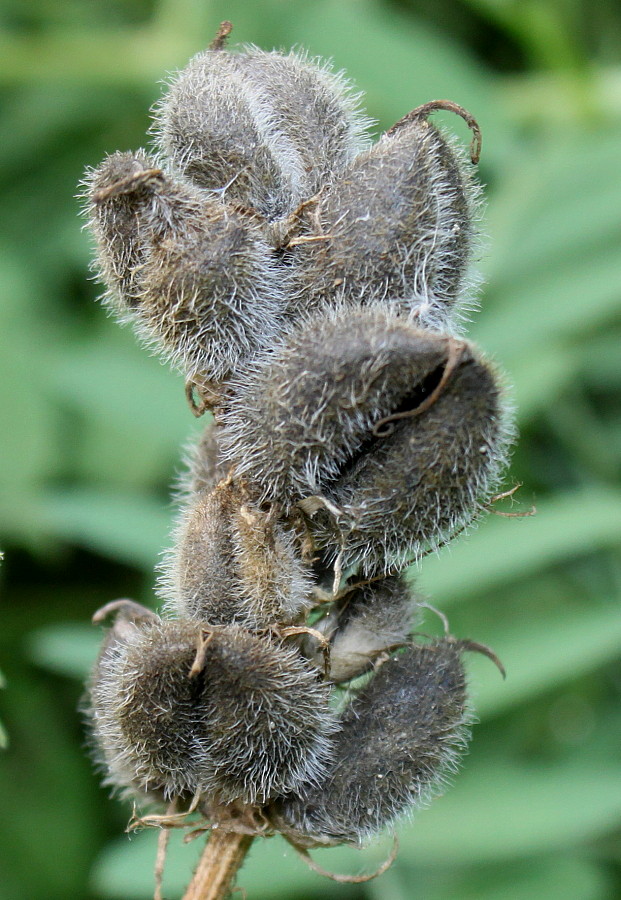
left=331, top=344, right=465, bottom=484
left=372, top=362, right=448, bottom=437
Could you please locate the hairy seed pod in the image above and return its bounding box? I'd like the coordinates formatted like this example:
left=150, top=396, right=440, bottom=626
left=221, top=307, right=509, bottom=555
left=312, top=341, right=510, bottom=573
left=154, top=43, right=369, bottom=219
left=81, top=150, right=156, bottom=307
left=271, top=640, right=469, bottom=846
left=178, top=419, right=228, bottom=498
left=288, top=105, right=481, bottom=329
left=89, top=615, right=335, bottom=805
left=221, top=307, right=455, bottom=504
left=306, top=574, right=419, bottom=683
left=161, top=479, right=313, bottom=628
left=82, top=151, right=284, bottom=381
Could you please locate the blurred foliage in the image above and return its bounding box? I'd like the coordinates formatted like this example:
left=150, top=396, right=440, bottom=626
left=1, top=0, right=620, bottom=898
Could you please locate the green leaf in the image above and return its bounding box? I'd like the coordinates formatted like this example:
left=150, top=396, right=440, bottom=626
left=400, top=753, right=621, bottom=865
left=509, top=343, right=575, bottom=423
left=49, top=322, right=204, bottom=491
left=475, top=129, right=621, bottom=361
left=38, top=487, right=171, bottom=570
left=0, top=671, right=100, bottom=898
left=0, top=246, right=61, bottom=545
left=474, top=245, right=621, bottom=361
left=50, top=324, right=195, bottom=451
left=0, top=669, right=7, bottom=750
left=0, top=29, right=213, bottom=87
left=485, top=128, right=621, bottom=287
left=418, top=488, right=621, bottom=604
left=365, top=855, right=610, bottom=900
left=578, top=329, right=621, bottom=390
left=26, top=623, right=101, bottom=680
left=468, top=600, right=621, bottom=719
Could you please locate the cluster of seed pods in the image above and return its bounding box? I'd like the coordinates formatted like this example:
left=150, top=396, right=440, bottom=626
left=84, top=23, right=512, bottom=858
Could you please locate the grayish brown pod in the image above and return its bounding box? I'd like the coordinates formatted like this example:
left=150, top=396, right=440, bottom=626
left=221, top=307, right=459, bottom=504
left=221, top=307, right=510, bottom=568
left=287, top=103, right=482, bottom=330
left=311, top=340, right=511, bottom=573
left=154, top=40, right=370, bottom=219
left=307, top=574, right=419, bottom=683
left=82, top=151, right=285, bottom=381
left=271, top=640, right=469, bottom=846
left=177, top=419, right=228, bottom=499
left=161, top=479, right=313, bottom=628
left=88, top=614, right=335, bottom=805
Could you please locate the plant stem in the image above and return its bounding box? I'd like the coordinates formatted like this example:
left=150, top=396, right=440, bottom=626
left=182, top=830, right=254, bottom=900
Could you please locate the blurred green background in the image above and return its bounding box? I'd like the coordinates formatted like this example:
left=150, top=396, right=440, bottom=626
left=1, top=0, right=621, bottom=898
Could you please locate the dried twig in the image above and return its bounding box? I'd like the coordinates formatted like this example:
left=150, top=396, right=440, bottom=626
left=182, top=830, right=254, bottom=900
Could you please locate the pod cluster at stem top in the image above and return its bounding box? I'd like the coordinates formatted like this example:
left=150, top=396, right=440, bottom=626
left=83, top=22, right=513, bottom=855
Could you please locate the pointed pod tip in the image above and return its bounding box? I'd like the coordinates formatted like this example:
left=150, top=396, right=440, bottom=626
left=210, top=21, right=234, bottom=51
left=458, top=639, right=506, bottom=679
left=92, top=598, right=156, bottom=625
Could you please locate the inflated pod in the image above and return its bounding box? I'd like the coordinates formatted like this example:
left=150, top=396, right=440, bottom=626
left=83, top=151, right=285, bottom=381
left=160, top=479, right=313, bottom=628
left=271, top=640, right=469, bottom=846
left=154, top=40, right=369, bottom=219
left=221, top=308, right=510, bottom=566
left=221, top=307, right=459, bottom=504
left=312, top=340, right=511, bottom=573
left=288, top=104, right=481, bottom=329
left=306, top=574, right=419, bottom=683
left=88, top=614, right=335, bottom=805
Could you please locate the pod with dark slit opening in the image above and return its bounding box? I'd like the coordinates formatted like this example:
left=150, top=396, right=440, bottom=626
left=154, top=41, right=370, bottom=220
left=221, top=307, right=510, bottom=570
left=88, top=613, right=334, bottom=805
left=270, top=640, right=469, bottom=846
left=222, top=308, right=459, bottom=503
left=312, top=338, right=511, bottom=573
left=288, top=103, right=481, bottom=329
left=82, top=151, right=285, bottom=382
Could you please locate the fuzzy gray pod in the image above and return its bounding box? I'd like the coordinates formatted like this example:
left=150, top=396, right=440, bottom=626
left=308, top=574, right=419, bottom=683
left=272, top=640, right=469, bottom=845
left=221, top=307, right=461, bottom=504
left=288, top=112, right=481, bottom=330
left=179, top=420, right=228, bottom=497
left=161, top=479, right=313, bottom=628
left=154, top=46, right=370, bottom=219
left=83, top=151, right=285, bottom=381
left=89, top=615, right=335, bottom=805
left=221, top=307, right=510, bottom=570
left=311, top=340, right=512, bottom=573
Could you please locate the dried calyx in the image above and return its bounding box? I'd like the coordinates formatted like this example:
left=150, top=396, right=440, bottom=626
left=83, top=20, right=514, bottom=892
